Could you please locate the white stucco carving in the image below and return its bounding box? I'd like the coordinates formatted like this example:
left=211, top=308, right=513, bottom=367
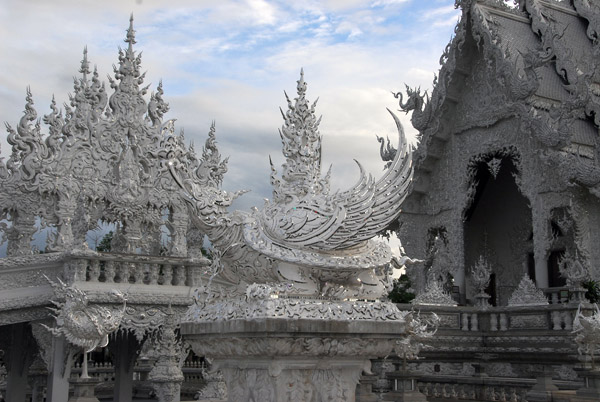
left=507, top=275, right=548, bottom=307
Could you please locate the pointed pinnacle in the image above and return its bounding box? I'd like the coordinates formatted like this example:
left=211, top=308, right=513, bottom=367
left=297, top=68, right=307, bottom=95
left=125, top=13, right=136, bottom=51
left=80, top=46, right=91, bottom=78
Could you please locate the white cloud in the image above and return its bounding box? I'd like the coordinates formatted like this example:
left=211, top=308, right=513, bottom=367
left=245, top=0, right=278, bottom=25
left=335, top=21, right=363, bottom=38
left=370, top=0, right=410, bottom=7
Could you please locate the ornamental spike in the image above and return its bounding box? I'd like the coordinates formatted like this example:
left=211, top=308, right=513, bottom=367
left=126, top=13, right=136, bottom=53
left=80, top=46, right=91, bottom=80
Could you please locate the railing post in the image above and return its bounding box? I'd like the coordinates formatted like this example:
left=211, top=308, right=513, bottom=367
left=462, top=313, right=469, bottom=331
left=149, top=263, right=159, bottom=285
left=552, top=310, right=562, bottom=330
left=563, top=311, right=572, bottom=330
left=163, top=264, right=173, bottom=286
left=174, top=265, right=186, bottom=286
left=471, top=313, right=479, bottom=331
left=104, top=261, right=116, bottom=283
left=499, top=313, right=508, bottom=331
left=131, top=262, right=143, bottom=284
left=89, top=260, right=100, bottom=282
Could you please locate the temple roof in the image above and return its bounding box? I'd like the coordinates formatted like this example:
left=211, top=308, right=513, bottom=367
left=404, top=0, right=600, bottom=197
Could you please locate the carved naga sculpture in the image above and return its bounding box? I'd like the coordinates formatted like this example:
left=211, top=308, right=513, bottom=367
left=44, top=277, right=126, bottom=351
left=170, top=70, right=413, bottom=300
left=376, top=135, right=397, bottom=169
left=393, top=84, right=432, bottom=132
left=43, top=276, right=126, bottom=377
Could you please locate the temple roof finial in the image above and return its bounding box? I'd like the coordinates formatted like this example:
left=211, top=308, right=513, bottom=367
left=79, top=47, right=91, bottom=80
left=125, top=13, right=136, bottom=54
left=297, top=68, right=306, bottom=96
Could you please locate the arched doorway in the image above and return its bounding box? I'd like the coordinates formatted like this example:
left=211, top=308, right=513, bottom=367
left=463, top=151, right=532, bottom=306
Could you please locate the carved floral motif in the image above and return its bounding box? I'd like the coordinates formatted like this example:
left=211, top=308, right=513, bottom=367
left=185, top=294, right=409, bottom=323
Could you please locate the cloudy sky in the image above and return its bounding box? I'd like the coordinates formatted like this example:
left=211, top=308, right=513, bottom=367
left=0, top=0, right=461, bottom=254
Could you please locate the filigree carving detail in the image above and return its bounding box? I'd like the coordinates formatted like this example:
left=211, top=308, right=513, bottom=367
left=507, top=275, right=548, bottom=306
left=559, top=251, right=590, bottom=287
left=0, top=16, right=223, bottom=257
left=148, top=308, right=185, bottom=402
left=470, top=255, right=492, bottom=294
left=189, top=336, right=400, bottom=359
left=185, top=295, right=409, bottom=323
left=412, top=281, right=457, bottom=306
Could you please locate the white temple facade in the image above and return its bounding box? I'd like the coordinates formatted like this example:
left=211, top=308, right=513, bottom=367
left=397, top=0, right=600, bottom=307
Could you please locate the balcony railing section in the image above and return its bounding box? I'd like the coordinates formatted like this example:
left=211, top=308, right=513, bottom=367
left=65, top=252, right=211, bottom=288
left=397, top=302, right=588, bottom=332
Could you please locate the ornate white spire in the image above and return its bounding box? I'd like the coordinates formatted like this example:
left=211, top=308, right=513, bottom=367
left=0, top=17, right=217, bottom=256
left=273, top=69, right=327, bottom=200
left=79, top=46, right=91, bottom=80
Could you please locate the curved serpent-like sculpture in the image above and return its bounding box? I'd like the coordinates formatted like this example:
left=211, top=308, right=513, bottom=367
left=170, top=71, right=413, bottom=300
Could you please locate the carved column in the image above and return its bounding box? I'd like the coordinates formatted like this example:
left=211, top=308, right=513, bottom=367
left=109, top=330, right=142, bottom=402
left=186, top=226, right=206, bottom=260
left=148, top=312, right=185, bottom=402
left=450, top=219, right=466, bottom=301
left=122, top=219, right=143, bottom=253
left=6, top=209, right=37, bottom=256
left=169, top=208, right=189, bottom=257
left=29, top=355, right=48, bottom=402
left=532, top=200, right=550, bottom=288
left=55, top=196, right=77, bottom=251
left=45, top=335, right=75, bottom=402
left=1, top=323, right=38, bottom=402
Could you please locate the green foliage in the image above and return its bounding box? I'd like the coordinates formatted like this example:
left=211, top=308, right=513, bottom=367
left=96, top=231, right=113, bottom=252
left=583, top=280, right=600, bottom=304
left=387, top=274, right=415, bottom=304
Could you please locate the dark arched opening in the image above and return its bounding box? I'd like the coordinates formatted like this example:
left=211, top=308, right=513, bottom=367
left=463, top=154, right=532, bottom=306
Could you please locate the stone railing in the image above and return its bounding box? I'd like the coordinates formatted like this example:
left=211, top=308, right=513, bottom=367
left=416, top=375, right=533, bottom=401
left=543, top=287, right=571, bottom=304
left=413, top=373, right=582, bottom=401
left=65, top=252, right=210, bottom=287
left=381, top=302, right=590, bottom=401
left=69, top=359, right=209, bottom=399
left=398, top=302, right=586, bottom=332
left=0, top=250, right=211, bottom=325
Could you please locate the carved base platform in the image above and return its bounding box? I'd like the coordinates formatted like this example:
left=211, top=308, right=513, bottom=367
left=181, top=301, right=408, bottom=402
left=383, top=370, right=427, bottom=402
left=68, top=377, right=100, bottom=402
